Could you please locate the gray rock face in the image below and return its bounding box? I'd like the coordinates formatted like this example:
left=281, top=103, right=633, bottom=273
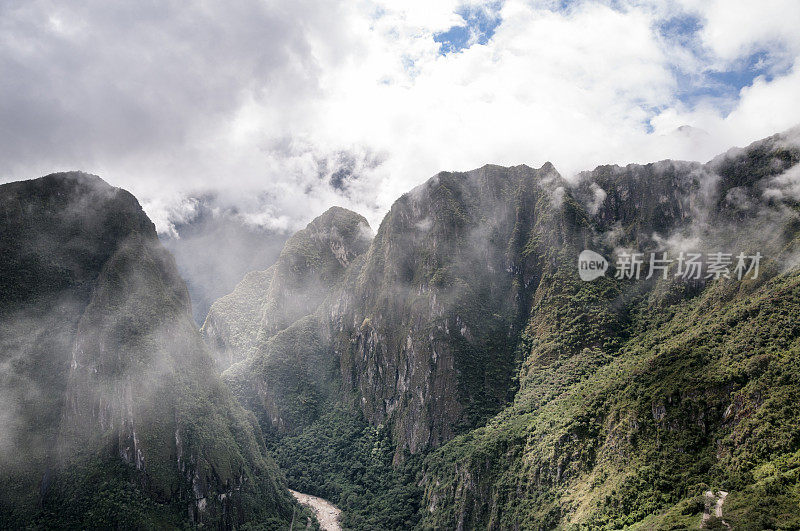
left=212, top=127, right=800, bottom=472
left=328, top=164, right=564, bottom=454
left=216, top=164, right=575, bottom=456
left=417, top=128, right=800, bottom=530
left=201, top=206, right=372, bottom=371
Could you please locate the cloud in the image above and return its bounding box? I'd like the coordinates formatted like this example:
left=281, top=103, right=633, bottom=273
left=1, top=0, right=800, bottom=232
left=586, top=183, right=607, bottom=216
left=684, top=0, right=800, bottom=63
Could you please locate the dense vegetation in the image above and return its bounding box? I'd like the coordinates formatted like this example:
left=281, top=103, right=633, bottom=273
left=6, top=129, right=799, bottom=528
left=273, top=409, right=423, bottom=530
left=421, top=264, right=800, bottom=529
left=209, top=129, right=800, bottom=529
left=419, top=132, right=800, bottom=529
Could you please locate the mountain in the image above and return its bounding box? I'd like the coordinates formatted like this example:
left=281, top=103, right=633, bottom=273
left=3, top=128, right=796, bottom=529
left=417, top=128, right=800, bottom=530
left=201, top=206, right=372, bottom=372
left=210, top=164, right=568, bottom=461
left=204, top=126, right=800, bottom=529
left=0, top=173, right=293, bottom=528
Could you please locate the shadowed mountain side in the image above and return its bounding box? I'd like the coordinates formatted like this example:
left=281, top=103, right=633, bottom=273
left=0, top=172, right=293, bottom=529
left=420, top=127, right=800, bottom=529
left=215, top=163, right=588, bottom=456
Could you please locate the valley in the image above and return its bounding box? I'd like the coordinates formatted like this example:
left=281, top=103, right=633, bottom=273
left=2, top=127, right=800, bottom=529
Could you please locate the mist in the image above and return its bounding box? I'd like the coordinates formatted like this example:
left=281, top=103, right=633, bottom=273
left=156, top=195, right=291, bottom=323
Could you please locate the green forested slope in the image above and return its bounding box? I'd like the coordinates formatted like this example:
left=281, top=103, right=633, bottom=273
left=420, top=130, right=800, bottom=530
left=421, top=254, right=800, bottom=529
left=205, top=128, right=800, bottom=529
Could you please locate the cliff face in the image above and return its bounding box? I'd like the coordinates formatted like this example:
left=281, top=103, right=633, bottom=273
left=202, top=206, right=372, bottom=371
left=329, top=164, right=570, bottom=453
left=0, top=173, right=292, bottom=528
left=216, top=207, right=373, bottom=434
left=419, top=128, right=800, bottom=530
left=217, top=164, right=574, bottom=454
left=212, top=161, right=714, bottom=455
left=208, top=127, right=800, bottom=530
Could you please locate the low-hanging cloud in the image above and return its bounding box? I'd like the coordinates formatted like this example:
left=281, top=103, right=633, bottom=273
left=2, top=0, right=800, bottom=233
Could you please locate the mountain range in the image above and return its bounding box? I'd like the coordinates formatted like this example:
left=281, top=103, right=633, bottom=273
left=2, top=127, right=799, bottom=529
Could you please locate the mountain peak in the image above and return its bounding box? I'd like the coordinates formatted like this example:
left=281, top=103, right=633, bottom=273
left=41, top=170, right=108, bottom=184
left=309, top=205, right=371, bottom=234
left=9, top=171, right=122, bottom=204
left=0, top=173, right=293, bottom=527
left=201, top=203, right=373, bottom=371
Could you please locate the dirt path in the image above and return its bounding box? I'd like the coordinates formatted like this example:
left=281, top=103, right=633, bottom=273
left=702, top=490, right=730, bottom=529
left=289, top=489, right=342, bottom=531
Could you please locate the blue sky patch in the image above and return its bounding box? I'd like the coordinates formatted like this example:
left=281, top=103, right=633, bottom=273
left=672, top=49, right=787, bottom=113
left=658, top=13, right=702, bottom=47
left=434, top=2, right=503, bottom=55
left=656, top=13, right=789, bottom=115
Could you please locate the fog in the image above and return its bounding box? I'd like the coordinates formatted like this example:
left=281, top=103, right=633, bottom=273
left=157, top=195, right=290, bottom=323
left=570, top=126, right=800, bottom=290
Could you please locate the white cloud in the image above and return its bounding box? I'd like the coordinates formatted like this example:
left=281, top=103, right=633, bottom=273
left=650, top=62, right=800, bottom=155
left=1, top=0, right=799, bottom=233
left=685, top=0, right=800, bottom=63
left=143, top=195, right=200, bottom=239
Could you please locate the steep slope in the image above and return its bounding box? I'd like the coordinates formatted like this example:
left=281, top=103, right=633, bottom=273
left=205, top=126, right=800, bottom=529
left=216, top=208, right=373, bottom=436
left=330, top=163, right=581, bottom=453
left=0, top=172, right=293, bottom=528
left=201, top=206, right=371, bottom=371
left=420, top=128, right=800, bottom=529
left=218, top=164, right=572, bottom=452
left=420, top=259, right=800, bottom=530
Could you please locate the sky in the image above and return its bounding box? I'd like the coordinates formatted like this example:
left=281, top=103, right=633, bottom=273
left=2, top=0, right=800, bottom=234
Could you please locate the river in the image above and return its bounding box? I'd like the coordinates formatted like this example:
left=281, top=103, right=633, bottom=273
left=289, top=489, right=342, bottom=531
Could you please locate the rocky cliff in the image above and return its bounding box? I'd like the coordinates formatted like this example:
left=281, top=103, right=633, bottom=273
left=217, top=163, right=577, bottom=454
left=0, top=172, right=292, bottom=528
left=206, top=126, right=800, bottom=529
left=202, top=206, right=372, bottom=371
left=329, top=163, right=574, bottom=454
left=419, top=128, right=800, bottom=529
